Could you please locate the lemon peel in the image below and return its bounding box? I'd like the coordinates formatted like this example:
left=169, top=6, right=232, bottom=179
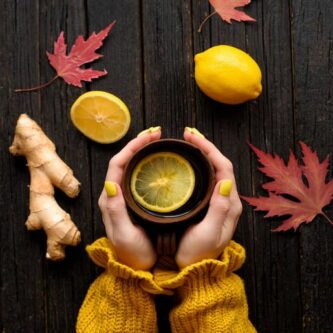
left=131, top=152, right=195, bottom=213
left=194, top=45, right=262, bottom=105
left=70, top=91, right=131, bottom=144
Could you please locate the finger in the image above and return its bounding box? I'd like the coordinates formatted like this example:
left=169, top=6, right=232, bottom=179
left=101, top=182, right=157, bottom=270
left=183, top=128, right=235, bottom=182
left=175, top=180, right=235, bottom=268
left=201, top=180, right=232, bottom=229
left=100, top=182, right=135, bottom=236
left=208, top=179, right=239, bottom=243
left=106, top=127, right=161, bottom=183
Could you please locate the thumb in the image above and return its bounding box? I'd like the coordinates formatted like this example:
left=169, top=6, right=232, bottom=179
left=202, top=179, right=233, bottom=228
left=103, top=181, right=134, bottom=235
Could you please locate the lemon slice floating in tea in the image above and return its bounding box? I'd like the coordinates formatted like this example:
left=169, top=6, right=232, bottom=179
left=131, top=152, right=195, bottom=213
left=70, top=91, right=131, bottom=144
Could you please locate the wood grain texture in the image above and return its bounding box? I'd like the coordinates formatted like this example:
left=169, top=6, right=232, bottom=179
left=140, top=2, right=197, bottom=330
left=291, top=1, right=333, bottom=332
left=141, top=0, right=196, bottom=138
left=246, top=1, right=302, bottom=332
left=0, top=0, right=332, bottom=332
left=37, top=3, right=93, bottom=332
left=2, top=1, right=47, bottom=332
left=86, top=0, right=144, bottom=241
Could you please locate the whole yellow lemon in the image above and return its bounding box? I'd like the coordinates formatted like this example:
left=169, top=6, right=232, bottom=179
left=194, top=45, right=262, bottom=105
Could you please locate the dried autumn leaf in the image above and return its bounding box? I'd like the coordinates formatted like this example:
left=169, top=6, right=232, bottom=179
left=16, top=21, right=115, bottom=92
left=241, top=142, right=333, bottom=231
left=199, top=0, right=255, bottom=32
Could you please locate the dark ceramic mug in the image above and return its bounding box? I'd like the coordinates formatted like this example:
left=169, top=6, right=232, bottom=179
left=122, top=139, right=215, bottom=255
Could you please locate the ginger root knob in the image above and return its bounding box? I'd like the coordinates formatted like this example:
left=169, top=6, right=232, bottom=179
left=10, top=114, right=81, bottom=260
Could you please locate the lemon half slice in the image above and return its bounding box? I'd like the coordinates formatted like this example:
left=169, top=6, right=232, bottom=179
left=131, top=152, right=195, bottom=213
left=70, top=91, right=131, bottom=144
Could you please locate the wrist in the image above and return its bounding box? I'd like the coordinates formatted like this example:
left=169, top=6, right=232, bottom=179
left=117, top=249, right=157, bottom=271
left=175, top=243, right=227, bottom=269
left=160, top=241, right=245, bottom=290
left=107, top=230, right=157, bottom=271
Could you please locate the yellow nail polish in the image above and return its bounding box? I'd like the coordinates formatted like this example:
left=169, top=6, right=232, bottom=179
left=150, top=126, right=161, bottom=133
left=191, top=127, right=205, bottom=138
left=219, top=179, right=233, bottom=196
left=185, top=127, right=204, bottom=138
left=137, top=128, right=150, bottom=137
left=137, top=126, right=161, bottom=137
left=104, top=181, right=117, bottom=197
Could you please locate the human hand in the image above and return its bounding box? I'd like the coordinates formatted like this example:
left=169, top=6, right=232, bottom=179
left=175, top=127, right=243, bottom=268
left=98, top=127, right=161, bottom=270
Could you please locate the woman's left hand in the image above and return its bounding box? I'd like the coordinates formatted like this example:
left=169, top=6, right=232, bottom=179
left=175, top=128, right=243, bottom=268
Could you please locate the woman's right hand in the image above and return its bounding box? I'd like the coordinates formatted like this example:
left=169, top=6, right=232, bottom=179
left=98, top=127, right=161, bottom=271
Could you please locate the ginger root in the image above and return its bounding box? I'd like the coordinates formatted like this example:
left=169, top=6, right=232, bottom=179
left=9, top=114, right=81, bottom=260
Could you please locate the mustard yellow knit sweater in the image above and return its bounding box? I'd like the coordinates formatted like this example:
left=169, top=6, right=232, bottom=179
left=76, top=237, right=256, bottom=333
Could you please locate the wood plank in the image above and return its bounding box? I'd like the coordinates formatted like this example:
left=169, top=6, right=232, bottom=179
left=190, top=3, right=260, bottom=329
left=291, top=1, right=333, bottom=331
left=1, top=1, right=92, bottom=332
left=1, top=1, right=47, bottom=331
left=86, top=0, right=144, bottom=242
left=141, top=1, right=197, bottom=331
left=82, top=7, right=146, bottom=325
left=245, top=1, right=303, bottom=332
left=191, top=0, right=214, bottom=139
left=37, top=2, right=93, bottom=332
left=83, top=0, right=145, bottom=322
left=141, top=0, right=196, bottom=138
left=0, top=2, right=24, bottom=331
left=204, top=1, right=261, bottom=329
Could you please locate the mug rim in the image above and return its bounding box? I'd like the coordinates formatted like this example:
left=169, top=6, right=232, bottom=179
left=121, top=138, right=215, bottom=225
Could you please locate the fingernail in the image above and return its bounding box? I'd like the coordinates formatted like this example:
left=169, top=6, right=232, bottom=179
left=137, top=126, right=161, bottom=137
left=219, top=180, right=233, bottom=196
left=137, top=128, right=150, bottom=137
left=185, top=127, right=204, bottom=138
left=104, top=181, right=117, bottom=197
left=191, top=128, right=205, bottom=138
left=150, top=126, right=161, bottom=133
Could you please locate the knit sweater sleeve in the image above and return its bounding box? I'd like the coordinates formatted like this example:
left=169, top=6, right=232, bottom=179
left=154, top=241, right=256, bottom=333
left=76, top=237, right=167, bottom=333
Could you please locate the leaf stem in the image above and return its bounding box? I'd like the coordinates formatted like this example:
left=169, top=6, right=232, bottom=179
left=321, top=211, right=333, bottom=226
left=15, top=75, right=59, bottom=93
left=198, top=11, right=217, bottom=33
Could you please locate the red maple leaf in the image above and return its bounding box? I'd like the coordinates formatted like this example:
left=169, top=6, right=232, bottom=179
left=241, top=142, right=333, bottom=231
left=16, top=21, right=115, bottom=92
left=198, top=0, right=255, bottom=32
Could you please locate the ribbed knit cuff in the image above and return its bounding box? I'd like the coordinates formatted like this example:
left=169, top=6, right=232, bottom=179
left=154, top=241, right=256, bottom=333
left=154, top=240, right=245, bottom=290
left=77, top=237, right=164, bottom=333
left=86, top=237, right=166, bottom=294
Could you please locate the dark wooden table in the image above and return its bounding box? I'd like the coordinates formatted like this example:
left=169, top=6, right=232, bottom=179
left=1, top=1, right=332, bottom=332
